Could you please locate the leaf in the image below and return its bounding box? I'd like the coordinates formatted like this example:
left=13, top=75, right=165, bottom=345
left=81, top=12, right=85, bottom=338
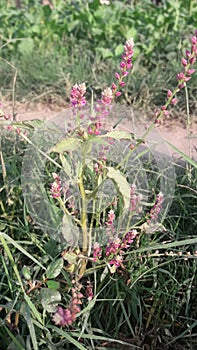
left=62, top=214, right=80, bottom=247
left=62, top=251, right=79, bottom=265
left=46, top=258, right=63, bottom=279
left=51, top=137, right=80, bottom=153
left=0, top=232, right=46, bottom=270
left=7, top=333, right=25, bottom=350
left=40, top=288, right=61, bottom=312
left=59, top=153, right=72, bottom=178
left=46, top=280, right=60, bottom=290
left=166, top=141, right=197, bottom=168
left=107, top=167, right=130, bottom=210
left=115, top=44, right=124, bottom=56
left=24, top=295, right=43, bottom=325
left=47, top=326, right=87, bottom=350
left=96, top=47, right=113, bottom=58
left=20, top=302, right=39, bottom=350
left=22, top=266, right=31, bottom=280
left=100, top=130, right=133, bottom=140
left=18, top=38, right=34, bottom=56
left=125, top=27, right=137, bottom=40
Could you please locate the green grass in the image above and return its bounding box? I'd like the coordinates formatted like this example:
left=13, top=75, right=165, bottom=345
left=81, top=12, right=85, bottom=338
left=0, top=124, right=196, bottom=349
left=0, top=0, right=197, bottom=116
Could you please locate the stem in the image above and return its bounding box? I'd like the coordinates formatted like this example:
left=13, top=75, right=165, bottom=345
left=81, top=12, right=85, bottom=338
left=78, top=169, right=88, bottom=254
left=185, top=84, right=192, bottom=180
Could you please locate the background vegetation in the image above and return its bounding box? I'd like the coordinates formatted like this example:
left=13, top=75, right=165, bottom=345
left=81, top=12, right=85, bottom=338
left=0, top=0, right=197, bottom=116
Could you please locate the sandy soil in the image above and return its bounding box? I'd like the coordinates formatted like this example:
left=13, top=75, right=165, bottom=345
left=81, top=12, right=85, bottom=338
left=3, top=102, right=197, bottom=161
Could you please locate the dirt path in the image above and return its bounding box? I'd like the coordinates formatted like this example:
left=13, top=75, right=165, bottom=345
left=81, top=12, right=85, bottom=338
left=4, top=102, right=197, bottom=161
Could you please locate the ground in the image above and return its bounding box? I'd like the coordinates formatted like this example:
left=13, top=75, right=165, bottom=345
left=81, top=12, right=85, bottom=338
left=3, top=101, right=197, bottom=161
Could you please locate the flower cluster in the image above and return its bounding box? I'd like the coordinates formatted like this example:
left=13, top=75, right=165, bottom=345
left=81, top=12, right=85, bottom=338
left=155, top=30, right=197, bottom=122
left=81, top=38, right=134, bottom=135
left=93, top=242, right=102, bottom=261
left=147, top=192, right=164, bottom=223
left=112, top=38, right=134, bottom=97
left=50, top=173, right=61, bottom=198
left=52, top=283, right=83, bottom=327
left=93, top=209, right=137, bottom=269
left=129, top=184, right=142, bottom=213
left=70, top=83, right=86, bottom=108
left=106, top=230, right=137, bottom=268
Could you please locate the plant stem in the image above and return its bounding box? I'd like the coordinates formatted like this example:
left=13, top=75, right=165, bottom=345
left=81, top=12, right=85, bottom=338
left=78, top=170, right=88, bottom=254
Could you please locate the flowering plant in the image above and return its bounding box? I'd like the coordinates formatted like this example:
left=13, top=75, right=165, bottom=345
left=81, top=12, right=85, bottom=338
left=1, top=31, right=197, bottom=333
left=45, top=33, right=196, bottom=326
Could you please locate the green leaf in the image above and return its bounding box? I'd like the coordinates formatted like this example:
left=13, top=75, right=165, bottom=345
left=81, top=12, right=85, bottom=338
left=6, top=332, right=25, bottom=350
left=62, top=214, right=80, bottom=247
left=51, top=138, right=81, bottom=153
left=22, top=266, right=31, bottom=280
left=46, top=280, right=60, bottom=289
left=20, top=302, right=39, bottom=350
left=47, top=326, right=87, bottom=350
left=115, top=44, right=123, bottom=56
left=100, top=130, right=133, bottom=140
left=24, top=294, right=43, bottom=325
left=40, top=288, right=61, bottom=312
left=166, top=141, right=197, bottom=168
left=0, top=232, right=46, bottom=270
left=46, top=258, right=63, bottom=279
left=62, top=251, right=79, bottom=265
left=18, top=38, right=34, bottom=56
left=125, top=27, right=137, bottom=40
left=96, top=47, right=113, bottom=58
left=59, top=153, right=72, bottom=178
left=107, top=167, right=130, bottom=210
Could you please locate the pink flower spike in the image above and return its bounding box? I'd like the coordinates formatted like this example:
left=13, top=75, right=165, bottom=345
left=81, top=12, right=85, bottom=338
left=101, top=87, right=113, bottom=105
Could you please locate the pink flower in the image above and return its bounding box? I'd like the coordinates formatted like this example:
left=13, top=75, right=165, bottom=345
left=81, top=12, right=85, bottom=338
left=52, top=284, right=83, bottom=327
left=171, top=98, right=178, bottom=105
left=187, top=68, right=195, bottom=75
left=50, top=173, right=61, bottom=198
left=181, top=58, right=187, bottom=66
left=70, top=83, right=86, bottom=108
left=93, top=242, right=102, bottom=261
left=109, top=254, right=123, bottom=267
left=148, top=192, right=164, bottom=223
left=101, top=87, right=113, bottom=105
left=85, top=281, right=94, bottom=301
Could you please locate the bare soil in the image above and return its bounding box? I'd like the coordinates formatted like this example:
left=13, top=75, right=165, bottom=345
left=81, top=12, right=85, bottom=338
left=3, top=101, right=197, bottom=161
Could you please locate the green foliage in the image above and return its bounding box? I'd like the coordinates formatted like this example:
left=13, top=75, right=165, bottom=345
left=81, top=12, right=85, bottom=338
left=0, top=0, right=197, bottom=109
